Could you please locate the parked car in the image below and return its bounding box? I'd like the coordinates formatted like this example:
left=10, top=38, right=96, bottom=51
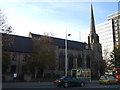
left=54, top=76, right=85, bottom=88
left=99, top=75, right=118, bottom=85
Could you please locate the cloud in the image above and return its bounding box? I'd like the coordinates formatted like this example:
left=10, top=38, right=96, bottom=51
left=7, top=14, right=81, bottom=41
left=7, top=15, right=65, bottom=36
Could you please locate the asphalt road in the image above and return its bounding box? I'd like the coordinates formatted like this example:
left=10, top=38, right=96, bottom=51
left=2, top=81, right=120, bottom=90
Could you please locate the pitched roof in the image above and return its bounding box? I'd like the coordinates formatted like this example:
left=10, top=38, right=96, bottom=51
left=2, top=33, right=32, bottom=53
left=30, top=33, right=87, bottom=50
left=3, top=33, right=87, bottom=53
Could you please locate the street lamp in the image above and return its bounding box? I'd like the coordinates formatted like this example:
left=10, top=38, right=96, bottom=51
left=65, top=30, right=71, bottom=76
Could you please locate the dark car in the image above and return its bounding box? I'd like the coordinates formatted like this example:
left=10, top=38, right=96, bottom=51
left=54, top=76, right=85, bottom=88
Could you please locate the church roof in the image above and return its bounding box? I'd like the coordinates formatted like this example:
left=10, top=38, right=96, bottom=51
left=30, top=33, right=87, bottom=50
left=2, top=33, right=87, bottom=53
left=2, top=33, right=32, bottom=53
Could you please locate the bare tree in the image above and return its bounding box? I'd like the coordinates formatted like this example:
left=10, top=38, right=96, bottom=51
left=0, top=9, right=14, bottom=74
left=0, top=9, right=13, bottom=34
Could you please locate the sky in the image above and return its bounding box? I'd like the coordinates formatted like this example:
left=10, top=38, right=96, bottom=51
left=0, top=0, right=119, bottom=41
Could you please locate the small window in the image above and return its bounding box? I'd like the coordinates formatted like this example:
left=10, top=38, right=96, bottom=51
left=114, top=19, right=117, bottom=22
left=115, top=30, right=118, bottom=34
left=115, top=27, right=118, bottom=30
left=116, top=34, right=118, bottom=38
left=23, top=55, right=28, bottom=62
left=114, top=23, right=117, bottom=26
left=12, top=54, right=16, bottom=61
left=116, top=38, right=118, bottom=41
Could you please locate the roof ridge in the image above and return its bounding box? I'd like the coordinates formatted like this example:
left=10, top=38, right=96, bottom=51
left=30, top=32, right=86, bottom=44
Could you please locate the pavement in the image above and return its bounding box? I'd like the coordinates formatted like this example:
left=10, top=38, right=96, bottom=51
left=2, top=80, right=99, bottom=89
left=2, top=80, right=99, bottom=85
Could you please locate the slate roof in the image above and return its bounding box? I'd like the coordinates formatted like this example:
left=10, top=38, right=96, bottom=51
left=30, top=33, right=87, bottom=50
left=2, top=33, right=87, bottom=53
left=2, top=33, right=32, bottom=53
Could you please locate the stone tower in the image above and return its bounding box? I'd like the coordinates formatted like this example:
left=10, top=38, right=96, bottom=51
left=88, top=4, right=103, bottom=78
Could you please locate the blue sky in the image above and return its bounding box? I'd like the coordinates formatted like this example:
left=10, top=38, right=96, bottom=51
left=0, top=0, right=119, bottom=41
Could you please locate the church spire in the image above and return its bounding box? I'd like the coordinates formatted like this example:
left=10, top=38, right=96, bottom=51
left=88, top=4, right=99, bottom=45
left=90, top=4, right=96, bottom=35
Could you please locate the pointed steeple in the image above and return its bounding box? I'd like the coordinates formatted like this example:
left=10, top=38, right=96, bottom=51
left=90, top=4, right=96, bottom=35
left=88, top=4, right=99, bottom=46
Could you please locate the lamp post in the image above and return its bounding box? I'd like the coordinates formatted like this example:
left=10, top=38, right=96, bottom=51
left=65, top=30, right=71, bottom=76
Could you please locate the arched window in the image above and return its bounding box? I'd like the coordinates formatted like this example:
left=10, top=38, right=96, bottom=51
left=86, top=55, right=90, bottom=68
left=77, top=55, right=82, bottom=67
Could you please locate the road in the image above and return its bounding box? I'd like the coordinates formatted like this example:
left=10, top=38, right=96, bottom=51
left=2, top=81, right=120, bottom=90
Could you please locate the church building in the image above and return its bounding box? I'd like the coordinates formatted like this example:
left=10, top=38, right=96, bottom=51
left=2, top=5, right=103, bottom=81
